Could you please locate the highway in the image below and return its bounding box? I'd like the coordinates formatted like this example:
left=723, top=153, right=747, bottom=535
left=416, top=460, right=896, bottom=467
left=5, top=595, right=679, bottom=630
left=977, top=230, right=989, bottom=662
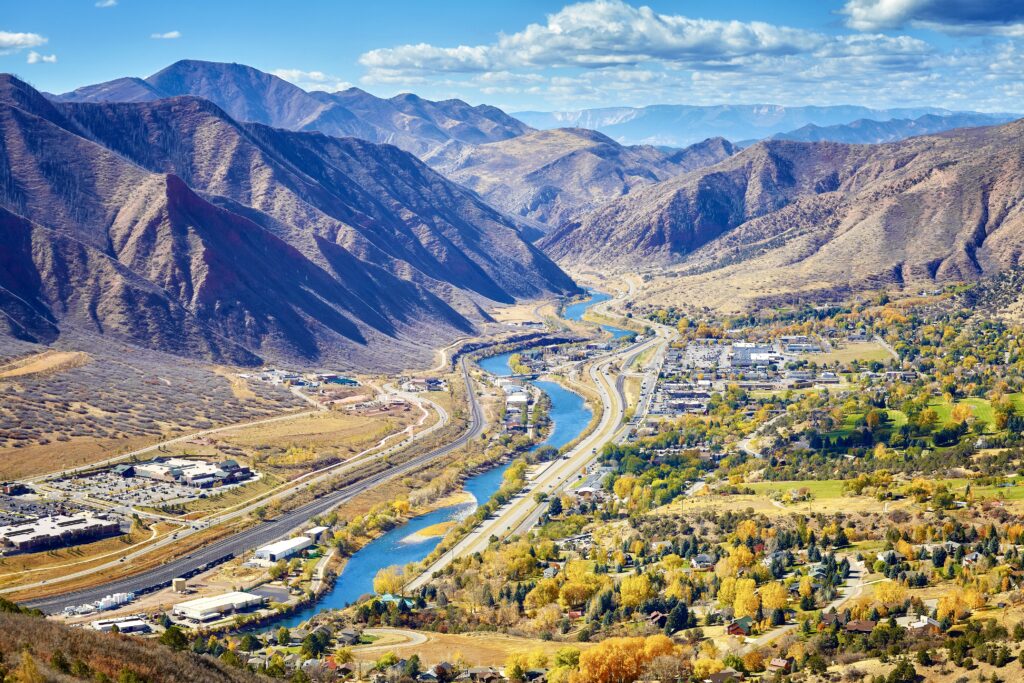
left=407, top=293, right=674, bottom=591
left=23, top=359, right=484, bottom=614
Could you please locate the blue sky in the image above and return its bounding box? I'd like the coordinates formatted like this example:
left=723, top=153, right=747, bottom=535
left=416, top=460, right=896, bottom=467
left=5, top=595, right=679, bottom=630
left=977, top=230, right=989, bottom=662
left=3, top=0, right=1024, bottom=112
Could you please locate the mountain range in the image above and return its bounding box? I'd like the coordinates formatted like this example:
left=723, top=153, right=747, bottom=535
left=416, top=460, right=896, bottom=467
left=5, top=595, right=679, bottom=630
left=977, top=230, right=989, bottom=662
left=52, top=60, right=530, bottom=157
left=768, top=112, right=1017, bottom=145
left=423, top=129, right=736, bottom=228
left=543, top=118, right=1024, bottom=308
left=0, top=74, right=577, bottom=370
left=515, top=104, right=1015, bottom=147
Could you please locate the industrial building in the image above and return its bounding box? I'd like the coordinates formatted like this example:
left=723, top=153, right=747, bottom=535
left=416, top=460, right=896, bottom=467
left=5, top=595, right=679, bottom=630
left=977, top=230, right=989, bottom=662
left=0, top=513, right=121, bottom=553
left=172, top=591, right=266, bottom=621
left=253, top=536, right=312, bottom=563
left=91, top=616, right=150, bottom=633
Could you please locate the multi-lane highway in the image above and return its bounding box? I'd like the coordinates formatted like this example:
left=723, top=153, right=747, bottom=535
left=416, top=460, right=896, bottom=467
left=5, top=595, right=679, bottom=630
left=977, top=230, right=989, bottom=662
left=24, top=359, right=484, bottom=614
left=407, top=295, right=672, bottom=591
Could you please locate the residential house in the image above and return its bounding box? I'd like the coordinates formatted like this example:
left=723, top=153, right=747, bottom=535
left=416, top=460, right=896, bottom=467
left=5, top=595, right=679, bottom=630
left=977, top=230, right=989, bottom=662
left=845, top=619, right=877, bottom=634
left=727, top=616, right=754, bottom=636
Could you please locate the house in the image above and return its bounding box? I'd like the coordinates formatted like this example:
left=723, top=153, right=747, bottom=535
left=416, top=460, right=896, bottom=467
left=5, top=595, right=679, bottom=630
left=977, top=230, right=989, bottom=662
left=647, top=610, right=668, bottom=628
left=877, top=549, right=905, bottom=564
left=460, top=666, right=504, bottom=682
left=707, top=667, right=743, bottom=683
left=727, top=616, right=754, bottom=636
left=766, top=658, right=792, bottom=674
left=819, top=609, right=849, bottom=628
left=692, top=553, right=715, bottom=571
left=336, top=628, right=361, bottom=646
left=962, top=551, right=983, bottom=566
left=337, top=662, right=359, bottom=678
left=909, top=616, right=942, bottom=636
left=845, top=619, right=877, bottom=634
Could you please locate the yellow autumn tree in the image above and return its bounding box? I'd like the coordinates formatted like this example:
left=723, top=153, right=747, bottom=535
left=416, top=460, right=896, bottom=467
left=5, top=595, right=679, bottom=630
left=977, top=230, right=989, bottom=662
left=570, top=636, right=678, bottom=683
left=372, top=566, right=405, bottom=595
left=619, top=574, right=655, bottom=608
left=760, top=581, right=788, bottom=610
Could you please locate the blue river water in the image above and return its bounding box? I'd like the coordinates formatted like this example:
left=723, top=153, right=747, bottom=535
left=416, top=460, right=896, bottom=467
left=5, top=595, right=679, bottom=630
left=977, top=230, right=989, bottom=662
left=273, top=325, right=593, bottom=626
left=563, top=289, right=633, bottom=339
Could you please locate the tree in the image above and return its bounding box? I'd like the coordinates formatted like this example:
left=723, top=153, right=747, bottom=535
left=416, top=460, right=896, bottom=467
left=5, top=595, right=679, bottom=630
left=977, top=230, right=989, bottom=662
left=886, top=659, right=917, bottom=683
left=373, top=566, right=405, bottom=595
left=240, top=633, right=260, bottom=652
left=505, top=654, right=527, bottom=683
left=570, top=636, right=678, bottom=683
left=159, top=626, right=189, bottom=651
left=619, top=574, right=654, bottom=608
left=277, top=626, right=291, bottom=645
left=760, top=581, right=788, bottom=611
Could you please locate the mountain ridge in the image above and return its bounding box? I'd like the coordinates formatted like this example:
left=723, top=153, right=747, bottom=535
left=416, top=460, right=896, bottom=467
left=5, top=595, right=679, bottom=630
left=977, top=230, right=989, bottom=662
left=541, top=118, right=1024, bottom=308
left=1, top=73, right=576, bottom=369
left=51, top=60, right=532, bottom=157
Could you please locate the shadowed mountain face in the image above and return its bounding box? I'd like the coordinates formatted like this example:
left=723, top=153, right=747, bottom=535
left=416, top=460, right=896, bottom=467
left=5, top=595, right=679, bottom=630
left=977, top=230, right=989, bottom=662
left=0, top=74, right=577, bottom=370
left=424, top=128, right=735, bottom=229
left=52, top=60, right=531, bottom=157
left=541, top=119, right=1024, bottom=302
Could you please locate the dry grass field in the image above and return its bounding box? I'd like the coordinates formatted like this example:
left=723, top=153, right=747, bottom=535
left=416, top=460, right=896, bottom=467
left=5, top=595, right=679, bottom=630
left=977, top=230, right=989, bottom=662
left=353, top=628, right=594, bottom=666
left=0, top=350, right=91, bottom=379
left=815, top=340, right=894, bottom=365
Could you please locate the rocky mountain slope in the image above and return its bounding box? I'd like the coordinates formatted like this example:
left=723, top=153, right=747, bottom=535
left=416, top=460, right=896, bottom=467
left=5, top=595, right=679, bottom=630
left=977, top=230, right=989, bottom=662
left=542, top=118, right=1024, bottom=308
left=0, top=74, right=576, bottom=369
left=423, top=128, right=735, bottom=228
left=52, top=60, right=530, bottom=156
left=770, top=112, right=1014, bottom=145
left=515, top=103, right=1005, bottom=147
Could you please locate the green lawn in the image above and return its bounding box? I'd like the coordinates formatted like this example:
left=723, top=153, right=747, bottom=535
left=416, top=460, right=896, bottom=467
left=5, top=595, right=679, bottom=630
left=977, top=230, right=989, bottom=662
left=927, top=397, right=995, bottom=430
left=748, top=479, right=846, bottom=499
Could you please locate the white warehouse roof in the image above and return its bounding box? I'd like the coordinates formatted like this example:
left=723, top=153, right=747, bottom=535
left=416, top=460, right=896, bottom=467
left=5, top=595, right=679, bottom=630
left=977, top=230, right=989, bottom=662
left=173, top=591, right=264, bottom=620
left=254, top=536, right=312, bottom=558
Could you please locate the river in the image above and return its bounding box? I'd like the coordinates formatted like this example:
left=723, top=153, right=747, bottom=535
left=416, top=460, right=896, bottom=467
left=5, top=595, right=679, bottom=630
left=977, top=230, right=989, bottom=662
left=563, top=289, right=633, bottom=339
left=273, top=309, right=598, bottom=625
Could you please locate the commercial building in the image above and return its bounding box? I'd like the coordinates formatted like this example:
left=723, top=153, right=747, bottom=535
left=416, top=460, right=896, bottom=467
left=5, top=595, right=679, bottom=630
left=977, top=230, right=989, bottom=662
left=130, top=457, right=252, bottom=488
left=253, top=536, right=312, bottom=563
left=172, top=591, right=266, bottom=621
left=0, top=513, right=121, bottom=553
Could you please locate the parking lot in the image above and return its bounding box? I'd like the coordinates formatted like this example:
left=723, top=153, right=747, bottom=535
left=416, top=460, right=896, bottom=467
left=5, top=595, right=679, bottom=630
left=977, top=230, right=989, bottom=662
left=0, top=494, right=83, bottom=526
left=49, top=472, right=208, bottom=507
left=47, top=471, right=259, bottom=510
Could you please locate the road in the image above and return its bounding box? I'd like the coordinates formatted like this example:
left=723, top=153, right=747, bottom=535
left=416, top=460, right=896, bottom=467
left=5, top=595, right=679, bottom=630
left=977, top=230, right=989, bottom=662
left=22, top=359, right=484, bottom=614
left=407, top=295, right=674, bottom=591
left=738, top=557, right=868, bottom=653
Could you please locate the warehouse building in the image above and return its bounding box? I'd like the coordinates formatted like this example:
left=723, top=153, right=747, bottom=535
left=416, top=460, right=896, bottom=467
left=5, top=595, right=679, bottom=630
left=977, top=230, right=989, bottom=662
left=0, top=513, right=121, bottom=553
left=253, top=536, right=312, bottom=563
left=172, top=591, right=266, bottom=622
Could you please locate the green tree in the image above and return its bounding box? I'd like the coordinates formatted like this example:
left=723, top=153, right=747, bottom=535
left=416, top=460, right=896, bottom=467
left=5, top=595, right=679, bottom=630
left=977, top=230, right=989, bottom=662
left=159, top=626, right=188, bottom=652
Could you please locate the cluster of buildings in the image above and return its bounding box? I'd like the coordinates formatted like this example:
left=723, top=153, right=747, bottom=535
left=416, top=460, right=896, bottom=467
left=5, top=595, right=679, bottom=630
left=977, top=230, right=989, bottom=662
left=113, top=457, right=254, bottom=489
left=496, top=377, right=533, bottom=433
left=0, top=512, right=121, bottom=554
left=243, top=369, right=359, bottom=388
left=399, top=376, right=447, bottom=392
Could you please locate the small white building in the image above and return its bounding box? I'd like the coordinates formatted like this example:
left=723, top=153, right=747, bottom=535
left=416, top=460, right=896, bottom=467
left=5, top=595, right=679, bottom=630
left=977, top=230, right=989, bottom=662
left=91, top=616, right=150, bottom=633
left=172, top=591, right=266, bottom=621
left=253, top=536, right=312, bottom=563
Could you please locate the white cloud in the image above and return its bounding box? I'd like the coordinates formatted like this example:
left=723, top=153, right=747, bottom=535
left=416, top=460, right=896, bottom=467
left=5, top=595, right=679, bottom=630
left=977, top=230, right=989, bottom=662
left=150, top=30, right=181, bottom=40
left=842, top=0, right=1024, bottom=34
left=270, top=68, right=353, bottom=92
left=26, top=51, right=57, bottom=64
left=359, top=0, right=823, bottom=77
left=95, top=0, right=117, bottom=7
left=0, top=30, right=47, bottom=56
